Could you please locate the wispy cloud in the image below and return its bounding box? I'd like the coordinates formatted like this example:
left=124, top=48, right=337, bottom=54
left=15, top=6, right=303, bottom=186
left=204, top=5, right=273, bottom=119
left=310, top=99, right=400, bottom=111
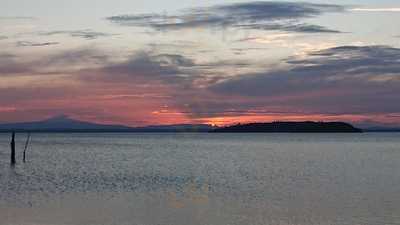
left=237, top=23, right=342, bottom=33
left=237, top=33, right=297, bottom=44
left=351, top=8, right=400, bottom=12
left=16, top=41, right=59, bottom=47
left=107, top=1, right=345, bottom=33
left=0, top=16, right=35, bottom=20
left=39, top=29, right=116, bottom=40
left=0, top=36, right=8, bottom=40
left=0, top=53, right=35, bottom=74
left=46, top=48, right=110, bottom=67
left=78, top=52, right=198, bottom=86
left=0, top=107, right=16, bottom=113
left=0, top=47, right=109, bottom=76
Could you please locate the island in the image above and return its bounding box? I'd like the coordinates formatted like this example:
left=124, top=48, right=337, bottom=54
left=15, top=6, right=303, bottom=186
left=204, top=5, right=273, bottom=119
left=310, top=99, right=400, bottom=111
left=212, top=122, right=362, bottom=133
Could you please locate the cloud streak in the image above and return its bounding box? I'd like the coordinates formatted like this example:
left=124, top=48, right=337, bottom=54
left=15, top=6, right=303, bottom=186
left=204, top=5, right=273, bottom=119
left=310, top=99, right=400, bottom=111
left=0, top=47, right=110, bottom=76
left=351, top=8, right=400, bottom=12
left=0, top=53, right=36, bottom=74
left=16, top=41, right=59, bottom=47
left=40, top=29, right=116, bottom=40
left=0, top=16, right=35, bottom=20
left=108, top=1, right=345, bottom=33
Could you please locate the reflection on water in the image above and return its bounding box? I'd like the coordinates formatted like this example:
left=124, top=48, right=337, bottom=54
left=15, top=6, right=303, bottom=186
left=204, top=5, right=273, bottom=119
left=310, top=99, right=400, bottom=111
left=1, top=133, right=400, bottom=225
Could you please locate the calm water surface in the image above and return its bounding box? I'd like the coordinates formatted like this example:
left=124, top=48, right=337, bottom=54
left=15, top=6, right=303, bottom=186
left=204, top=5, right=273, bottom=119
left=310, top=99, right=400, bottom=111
left=0, top=133, right=400, bottom=225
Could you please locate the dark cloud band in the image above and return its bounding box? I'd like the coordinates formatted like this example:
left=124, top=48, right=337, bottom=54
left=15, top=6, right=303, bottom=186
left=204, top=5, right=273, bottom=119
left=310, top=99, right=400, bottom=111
left=210, top=45, right=400, bottom=114
left=39, top=30, right=115, bottom=40
left=107, top=1, right=345, bottom=33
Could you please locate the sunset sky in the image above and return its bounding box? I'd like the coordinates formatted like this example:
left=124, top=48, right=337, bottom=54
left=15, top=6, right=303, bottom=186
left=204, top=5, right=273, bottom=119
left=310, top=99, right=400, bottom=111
left=1, top=0, right=400, bottom=127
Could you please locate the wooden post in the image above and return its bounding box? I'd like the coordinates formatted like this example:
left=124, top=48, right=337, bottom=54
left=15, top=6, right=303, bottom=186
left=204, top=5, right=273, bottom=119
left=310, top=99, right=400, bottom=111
left=10, top=132, right=16, bottom=165
left=23, top=133, right=31, bottom=163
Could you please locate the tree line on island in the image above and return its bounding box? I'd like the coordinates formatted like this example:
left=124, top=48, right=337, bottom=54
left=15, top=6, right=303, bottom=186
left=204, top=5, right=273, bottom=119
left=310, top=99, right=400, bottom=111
left=211, top=122, right=362, bottom=133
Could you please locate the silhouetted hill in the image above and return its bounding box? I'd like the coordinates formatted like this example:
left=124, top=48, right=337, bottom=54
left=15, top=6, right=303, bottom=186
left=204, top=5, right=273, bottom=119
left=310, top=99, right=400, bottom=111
left=212, top=122, right=362, bottom=133
left=0, top=115, right=214, bottom=132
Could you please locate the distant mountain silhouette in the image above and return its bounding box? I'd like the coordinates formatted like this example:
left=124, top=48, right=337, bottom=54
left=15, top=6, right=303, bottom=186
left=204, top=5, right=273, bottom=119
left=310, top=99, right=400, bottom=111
left=0, top=115, right=214, bottom=132
left=212, top=122, right=362, bottom=133
left=0, top=115, right=132, bottom=131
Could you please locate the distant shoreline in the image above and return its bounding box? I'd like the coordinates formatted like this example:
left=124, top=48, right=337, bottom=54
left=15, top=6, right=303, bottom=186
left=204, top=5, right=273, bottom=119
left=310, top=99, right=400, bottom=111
left=1, top=116, right=398, bottom=133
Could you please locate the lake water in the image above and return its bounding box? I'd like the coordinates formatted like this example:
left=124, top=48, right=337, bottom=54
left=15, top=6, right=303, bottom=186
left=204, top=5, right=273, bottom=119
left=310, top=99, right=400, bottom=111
left=1, top=133, right=400, bottom=225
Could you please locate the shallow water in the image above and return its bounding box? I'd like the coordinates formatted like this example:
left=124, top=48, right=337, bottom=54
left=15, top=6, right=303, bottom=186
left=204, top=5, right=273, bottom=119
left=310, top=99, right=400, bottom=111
left=1, top=133, right=400, bottom=225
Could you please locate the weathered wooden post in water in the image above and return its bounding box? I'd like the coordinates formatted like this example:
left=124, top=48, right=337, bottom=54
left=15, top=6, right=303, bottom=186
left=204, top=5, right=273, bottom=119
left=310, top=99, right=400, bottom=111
left=23, top=133, right=31, bottom=163
left=10, top=132, right=16, bottom=165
